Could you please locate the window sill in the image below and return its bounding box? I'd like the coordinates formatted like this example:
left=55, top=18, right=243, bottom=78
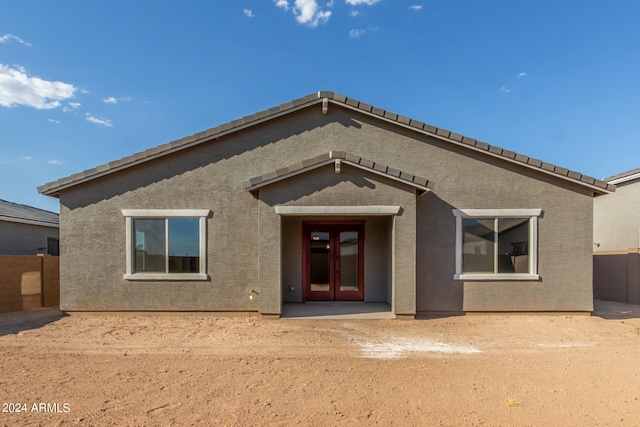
left=124, top=273, right=208, bottom=281
left=454, top=273, right=540, bottom=281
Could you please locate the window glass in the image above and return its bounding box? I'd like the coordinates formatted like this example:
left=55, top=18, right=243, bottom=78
left=310, top=231, right=330, bottom=291
left=168, top=218, right=200, bottom=273
left=133, top=218, right=201, bottom=274
left=497, top=218, right=529, bottom=273
left=134, top=219, right=165, bottom=272
left=462, top=218, right=495, bottom=273
left=462, top=217, right=531, bottom=274
left=339, top=231, right=359, bottom=291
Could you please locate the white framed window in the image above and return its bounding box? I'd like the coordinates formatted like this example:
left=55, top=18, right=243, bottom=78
left=122, top=209, right=210, bottom=281
left=452, top=209, right=542, bottom=281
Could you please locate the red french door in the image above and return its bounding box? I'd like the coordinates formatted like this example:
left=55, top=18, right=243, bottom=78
left=303, top=222, right=364, bottom=301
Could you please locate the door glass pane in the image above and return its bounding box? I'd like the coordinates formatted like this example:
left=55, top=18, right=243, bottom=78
left=168, top=218, right=200, bottom=273
left=497, top=218, right=529, bottom=273
left=134, top=219, right=165, bottom=272
left=462, top=218, right=494, bottom=273
left=310, top=231, right=330, bottom=292
left=339, top=231, right=359, bottom=291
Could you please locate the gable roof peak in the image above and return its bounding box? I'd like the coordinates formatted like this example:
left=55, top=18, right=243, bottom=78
left=243, top=150, right=430, bottom=194
left=38, top=90, right=615, bottom=196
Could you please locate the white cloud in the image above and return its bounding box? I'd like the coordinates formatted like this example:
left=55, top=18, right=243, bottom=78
left=85, top=113, right=113, bottom=127
left=293, top=0, right=332, bottom=26
left=21, top=156, right=32, bottom=160
left=275, top=0, right=332, bottom=26
left=103, top=96, right=131, bottom=104
left=63, top=102, right=81, bottom=112
left=48, top=119, right=60, bottom=124
left=349, top=29, right=366, bottom=38
left=346, top=0, right=381, bottom=5
left=409, top=5, right=423, bottom=10
left=0, top=34, right=32, bottom=46
left=500, top=86, right=510, bottom=93
left=47, top=160, right=62, bottom=165
left=350, top=10, right=360, bottom=16
left=243, top=9, right=255, bottom=17
left=518, top=72, right=528, bottom=77
left=0, top=65, right=77, bottom=109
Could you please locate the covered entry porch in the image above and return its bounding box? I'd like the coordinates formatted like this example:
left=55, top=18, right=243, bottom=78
left=245, top=151, right=430, bottom=318
left=269, top=207, right=414, bottom=318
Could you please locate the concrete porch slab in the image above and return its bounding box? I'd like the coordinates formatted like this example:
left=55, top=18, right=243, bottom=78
left=281, top=302, right=394, bottom=319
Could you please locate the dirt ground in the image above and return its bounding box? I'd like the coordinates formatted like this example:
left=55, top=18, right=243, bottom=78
left=1, top=301, right=640, bottom=426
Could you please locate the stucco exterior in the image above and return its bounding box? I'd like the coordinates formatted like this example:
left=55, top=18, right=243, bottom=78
left=0, top=200, right=59, bottom=256
left=593, top=171, right=640, bottom=304
left=594, top=177, right=640, bottom=251
left=39, top=92, right=609, bottom=315
left=0, top=221, right=58, bottom=255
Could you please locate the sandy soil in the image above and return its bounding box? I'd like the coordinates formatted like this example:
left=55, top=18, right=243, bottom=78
left=1, top=301, right=640, bottom=426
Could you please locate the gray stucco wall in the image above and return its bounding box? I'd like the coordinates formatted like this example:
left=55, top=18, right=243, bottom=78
left=594, top=179, right=640, bottom=251
left=0, top=221, right=59, bottom=255
left=57, top=104, right=596, bottom=313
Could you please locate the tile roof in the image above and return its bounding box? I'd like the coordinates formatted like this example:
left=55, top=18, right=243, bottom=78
left=603, top=168, right=640, bottom=185
left=38, top=91, right=615, bottom=196
left=0, top=199, right=59, bottom=227
left=243, top=150, right=430, bottom=193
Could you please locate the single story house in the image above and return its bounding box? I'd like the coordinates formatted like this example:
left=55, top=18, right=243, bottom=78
left=593, top=169, right=640, bottom=304
left=0, top=199, right=59, bottom=256
left=38, top=91, right=613, bottom=317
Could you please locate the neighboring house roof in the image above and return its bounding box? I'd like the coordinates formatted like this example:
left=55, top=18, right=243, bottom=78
left=603, top=168, right=640, bottom=185
left=0, top=199, right=59, bottom=228
left=38, top=91, right=615, bottom=196
left=243, top=150, right=430, bottom=194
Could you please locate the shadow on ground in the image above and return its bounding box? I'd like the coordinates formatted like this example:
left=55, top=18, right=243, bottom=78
left=592, top=299, right=640, bottom=320
left=0, top=307, right=67, bottom=337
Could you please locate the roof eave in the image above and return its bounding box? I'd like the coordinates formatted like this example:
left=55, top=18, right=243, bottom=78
left=330, top=99, right=614, bottom=195
left=0, top=215, right=59, bottom=228
left=38, top=96, right=325, bottom=196
left=38, top=90, right=614, bottom=196
left=607, top=171, right=640, bottom=186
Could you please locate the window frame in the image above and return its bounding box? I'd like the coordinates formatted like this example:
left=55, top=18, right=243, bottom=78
left=452, top=208, right=542, bottom=281
left=122, top=209, right=210, bottom=281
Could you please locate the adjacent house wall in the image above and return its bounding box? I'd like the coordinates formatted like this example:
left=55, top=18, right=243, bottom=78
left=56, top=104, right=596, bottom=313
left=594, top=179, right=640, bottom=251
left=0, top=221, right=59, bottom=255
left=593, top=179, right=640, bottom=303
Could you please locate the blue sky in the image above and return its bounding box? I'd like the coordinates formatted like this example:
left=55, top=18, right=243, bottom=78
left=1, top=0, right=639, bottom=213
